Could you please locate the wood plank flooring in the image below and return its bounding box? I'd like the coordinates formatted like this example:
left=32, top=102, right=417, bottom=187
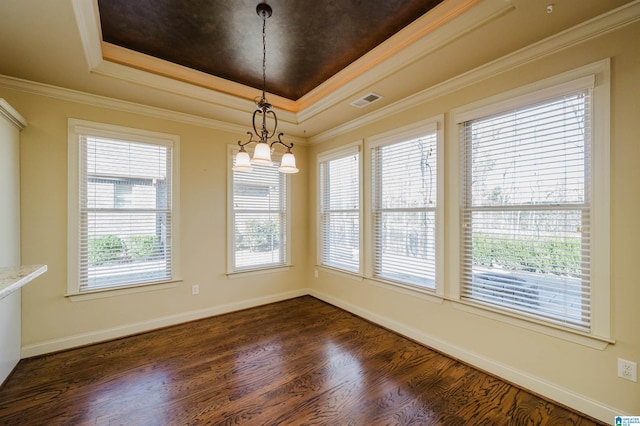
left=0, top=296, right=604, bottom=425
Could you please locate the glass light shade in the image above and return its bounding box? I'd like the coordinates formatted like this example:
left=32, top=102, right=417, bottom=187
left=278, top=152, right=299, bottom=173
left=232, top=150, right=253, bottom=171
left=251, top=142, right=273, bottom=165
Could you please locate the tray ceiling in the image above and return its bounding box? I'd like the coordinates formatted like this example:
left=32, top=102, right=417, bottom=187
left=97, top=0, right=443, bottom=101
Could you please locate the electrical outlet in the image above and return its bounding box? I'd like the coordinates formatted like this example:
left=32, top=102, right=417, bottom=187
left=314, top=269, right=318, bottom=279
left=617, top=358, right=637, bottom=382
left=191, top=284, right=199, bottom=295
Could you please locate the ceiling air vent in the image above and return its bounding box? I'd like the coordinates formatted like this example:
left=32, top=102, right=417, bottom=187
left=350, top=92, right=383, bottom=108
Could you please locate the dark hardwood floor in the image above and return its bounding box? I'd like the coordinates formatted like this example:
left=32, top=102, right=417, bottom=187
left=0, top=296, right=604, bottom=425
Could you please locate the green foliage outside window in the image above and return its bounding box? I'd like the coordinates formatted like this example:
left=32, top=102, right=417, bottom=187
left=236, top=220, right=280, bottom=252
left=88, top=234, right=158, bottom=266
left=472, top=234, right=581, bottom=277
left=88, top=235, right=126, bottom=266
left=127, top=235, right=158, bottom=260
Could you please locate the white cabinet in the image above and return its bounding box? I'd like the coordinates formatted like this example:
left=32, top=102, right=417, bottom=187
left=0, top=99, right=27, bottom=385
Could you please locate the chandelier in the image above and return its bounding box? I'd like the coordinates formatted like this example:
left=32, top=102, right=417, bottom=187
left=233, top=2, right=298, bottom=174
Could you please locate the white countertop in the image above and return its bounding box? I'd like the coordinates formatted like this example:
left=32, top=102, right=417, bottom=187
left=0, top=264, right=47, bottom=300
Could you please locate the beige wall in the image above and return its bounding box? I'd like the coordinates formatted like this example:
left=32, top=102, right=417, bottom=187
left=0, top=89, right=308, bottom=353
left=307, top=22, right=640, bottom=419
left=0, top=14, right=637, bottom=425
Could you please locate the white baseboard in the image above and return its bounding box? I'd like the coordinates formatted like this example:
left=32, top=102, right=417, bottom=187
left=308, top=288, right=626, bottom=423
left=20, top=288, right=307, bottom=358
left=20, top=287, right=625, bottom=423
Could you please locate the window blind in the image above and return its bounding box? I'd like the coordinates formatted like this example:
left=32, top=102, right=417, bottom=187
left=232, top=160, right=286, bottom=271
left=79, top=135, right=173, bottom=290
left=460, top=88, right=592, bottom=330
left=319, top=148, right=360, bottom=272
left=371, top=133, right=437, bottom=288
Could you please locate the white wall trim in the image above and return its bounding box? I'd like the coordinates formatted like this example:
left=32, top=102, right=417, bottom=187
left=0, top=74, right=243, bottom=132
left=70, top=0, right=280, bottom=118
left=0, top=98, right=27, bottom=130
left=296, top=0, right=514, bottom=123
left=72, top=0, right=511, bottom=118
left=19, top=286, right=626, bottom=422
left=308, top=289, right=628, bottom=423
left=21, top=288, right=307, bottom=359
left=0, top=74, right=307, bottom=145
left=2, top=0, right=636, bottom=145
left=70, top=0, right=103, bottom=71
left=309, top=0, right=640, bottom=144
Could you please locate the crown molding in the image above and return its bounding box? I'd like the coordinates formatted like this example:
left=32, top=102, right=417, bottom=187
left=70, top=0, right=297, bottom=122
left=0, top=73, right=302, bottom=145
left=89, top=59, right=299, bottom=125
left=4, top=0, right=636, bottom=146
left=71, top=0, right=103, bottom=71
left=0, top=98, right=27, bottom=130
left=0, top=74, right=237, bottom=133
left=296, top=0, right=513, bottom=124
left=309, top=0, right=640, bottom=145
left=73, top=0, right=509, bottom=122
left=0, top=74, right=309, bottom=145
left=99, top=42, right=300, bottom=117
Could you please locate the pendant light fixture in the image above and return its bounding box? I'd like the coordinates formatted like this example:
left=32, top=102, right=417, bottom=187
left=233, top=2, right=298, bottom=174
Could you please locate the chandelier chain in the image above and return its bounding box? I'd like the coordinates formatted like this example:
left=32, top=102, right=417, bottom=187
left=261, top=11, right=267, bottom=100
left=233, top=2, right=298, bottom=174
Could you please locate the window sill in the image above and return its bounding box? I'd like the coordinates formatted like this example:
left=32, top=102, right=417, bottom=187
left=316, top=265, right=443, bottom=304
left=316, top=265, right=363, bottom=281
left=367, top=277, right=443, bottom=304
left=226, top=265, right=292, bottom=279
left=452, top=299, right=613, bottom=350
left=66, top=279, right=181, bottom=302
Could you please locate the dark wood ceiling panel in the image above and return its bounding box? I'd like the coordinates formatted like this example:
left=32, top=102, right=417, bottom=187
left=97, top=0, right=443, bottom=100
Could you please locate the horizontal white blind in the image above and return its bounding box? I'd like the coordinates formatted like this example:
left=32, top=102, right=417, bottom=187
left=460, top=88, right=592, bottom=330
left=233, top=159, right=286, bottom=270
left=79, top=135, right=173, bottom=290
left=319, top=149, right=360, bottom=272
left=372, top=133, right=437, bottom=288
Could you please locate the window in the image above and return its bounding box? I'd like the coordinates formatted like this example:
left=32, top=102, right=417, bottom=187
left=68, top=120, right=180, bottom=294
left=369, top=122, right=438, bottom=289
left=229, top=150, right=288, bottom=272
left=457, top=72, right=609, bottom=335
left=319, top=145, right=361, bottom=273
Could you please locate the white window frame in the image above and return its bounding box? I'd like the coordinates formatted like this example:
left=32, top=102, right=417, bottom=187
left=227, top=145, right=291, bottom=275
left=67, top=119, right=181, bottom=299
left=450, top=60, right=611, bottom=344
left=364, top=117, right=444, bottom=296
left=317, top=142, right=363, bottom=275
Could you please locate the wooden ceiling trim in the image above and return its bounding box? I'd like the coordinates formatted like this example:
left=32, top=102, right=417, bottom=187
left=100, top=0, right=477, bottom=116
left=295, top=0, right=483, bottom=112
left=101, top=41, right=299, bottom=112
